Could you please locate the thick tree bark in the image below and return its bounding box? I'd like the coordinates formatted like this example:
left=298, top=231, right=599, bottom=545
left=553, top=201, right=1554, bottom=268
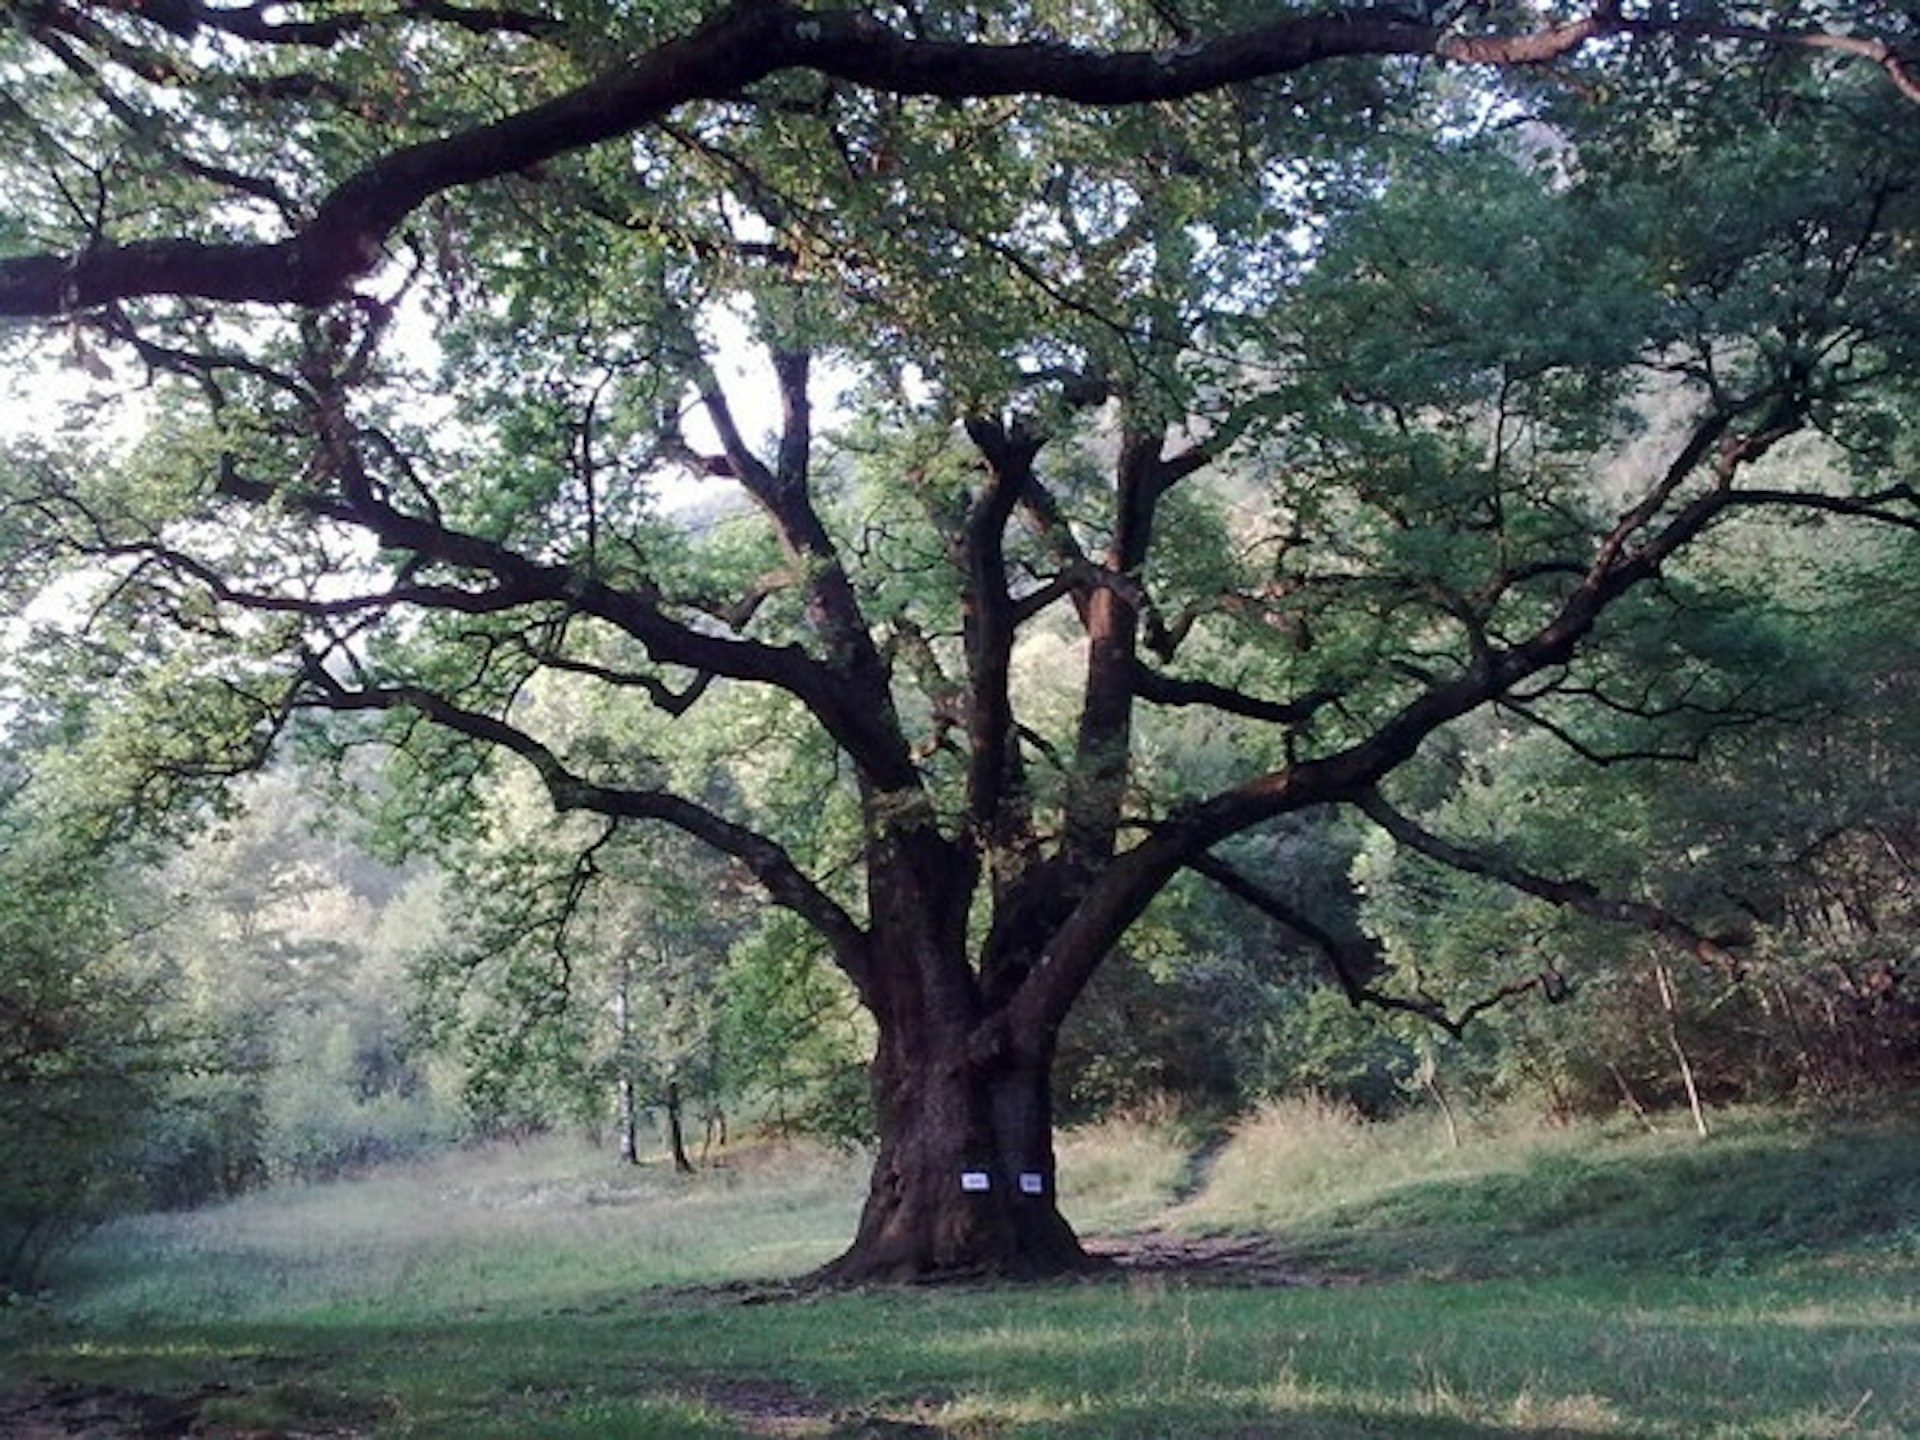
left=814, top=848, right=1098, bottom=1283
left=8, top=1, right=1905, bottom=319
left=818, top=1013, right=1093, bottom=1283
left=0, top=2, right=1649, bottom=317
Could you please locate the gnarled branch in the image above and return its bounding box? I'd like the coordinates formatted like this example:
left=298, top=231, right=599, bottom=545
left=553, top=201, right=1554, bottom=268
left=1189, top=850, right=1559, bottom=1038
left=9, top=0, right=1905, bottom=318
left=1356, top=787, right=1746, bottom=974
left=300, top=665, right=876, bottom=991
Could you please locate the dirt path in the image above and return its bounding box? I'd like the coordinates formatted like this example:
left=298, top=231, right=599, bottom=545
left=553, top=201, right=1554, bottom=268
left=1089, top=1228, right=1362, bottom=1288
left=693, top=1378, right=954, bottom=1438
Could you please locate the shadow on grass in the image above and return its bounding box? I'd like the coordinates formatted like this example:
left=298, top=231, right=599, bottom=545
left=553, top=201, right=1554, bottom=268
left=0, top=1374, right=1607, bottom=1440
left=0, top=1289, right=1645, bottom=1438
left=1032, top=1402, right=1598, bottom=1439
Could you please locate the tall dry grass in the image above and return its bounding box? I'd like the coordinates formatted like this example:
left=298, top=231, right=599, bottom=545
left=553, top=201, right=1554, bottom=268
left=1179, top=1094, right=1604, bottom=1229
left=1054, top=1104, right=1195, bottom=1231
left=61, top=1131, right=867, bottom=1327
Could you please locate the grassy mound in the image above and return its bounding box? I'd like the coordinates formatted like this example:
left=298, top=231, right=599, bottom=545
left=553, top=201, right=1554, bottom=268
left=1175, top=1098, right=1920, bottom=1281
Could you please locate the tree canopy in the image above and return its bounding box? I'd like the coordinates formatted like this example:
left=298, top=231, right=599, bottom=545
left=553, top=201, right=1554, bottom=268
left=2, top=0, right=1917, bottom=1279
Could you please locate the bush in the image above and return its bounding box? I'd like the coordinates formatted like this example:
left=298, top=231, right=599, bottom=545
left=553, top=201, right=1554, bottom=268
left=0, top=883, right=176, bottom=1286
left=260, top=1019, right=461, bottom=1181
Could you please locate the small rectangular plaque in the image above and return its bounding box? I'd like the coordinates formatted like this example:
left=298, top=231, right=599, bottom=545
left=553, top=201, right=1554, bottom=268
left=1019, top=1172, right=1046, bottom=1195
left=960, top=1170, right=991, bottom=1192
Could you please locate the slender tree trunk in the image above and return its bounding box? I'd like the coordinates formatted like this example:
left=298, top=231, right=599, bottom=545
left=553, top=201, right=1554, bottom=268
left=1654, top=962, right=1711, bottom=1139
left=663, top=1079, right=695, bottom=1174
left=1609, top=1062, right=1656, bottom=1131
left=1770, top=977, right=1823, bottom=1093
left=615, top=955, right=640, bottom=1165
left=617, top=1073, right=640, bottom=1165
left=1419, top=1058, right=1461, bottom=1150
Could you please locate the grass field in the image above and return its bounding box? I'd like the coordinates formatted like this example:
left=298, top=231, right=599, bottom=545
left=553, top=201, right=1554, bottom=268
left=4, top=1101, right=1918, bottom=1437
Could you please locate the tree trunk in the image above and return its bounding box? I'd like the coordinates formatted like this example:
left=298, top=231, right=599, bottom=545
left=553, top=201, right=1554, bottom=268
left=615, top=955, right=640, bottom=1165
left=1419, top=1057, right=1461, bottom=1150
left=810, top=824, right=1104, bottom=1284
left=664, top=1078, right=695, bottom=1175
left=1654, top=961, right=1710, bottom=1139
left=617, top=1072, right=640, bottom=1165
left=816, top=1020, right=1099, bottom=1283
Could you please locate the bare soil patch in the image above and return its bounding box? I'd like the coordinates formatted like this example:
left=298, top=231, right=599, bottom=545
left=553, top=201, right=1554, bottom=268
left=1088, top=1229, right=1362, bottom=1288
left=0, top=1383, right=217, bottom=1439
left=694, top=1377, right=954, bottom=1438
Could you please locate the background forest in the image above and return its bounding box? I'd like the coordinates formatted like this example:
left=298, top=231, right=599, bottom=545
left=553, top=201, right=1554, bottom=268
left=6, top=517, right=1916, bottom=1286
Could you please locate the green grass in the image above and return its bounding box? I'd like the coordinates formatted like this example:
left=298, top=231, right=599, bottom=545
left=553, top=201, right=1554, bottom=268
left=4, top=1104, right=1918, bottom=1437
left=1180, top=1097, right=1920, bottom=1281
left=47, top=1134, right=868, bottom=1328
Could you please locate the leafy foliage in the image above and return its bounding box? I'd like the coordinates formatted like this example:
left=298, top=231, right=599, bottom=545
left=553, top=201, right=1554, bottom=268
left=0, top=0, right=1916, bottom=1275
left=1352, top=545, right=1920, bottom=1116
left=0, top=758, right=182, bottom=1285
left=418, top=777, right=870, bottom=1146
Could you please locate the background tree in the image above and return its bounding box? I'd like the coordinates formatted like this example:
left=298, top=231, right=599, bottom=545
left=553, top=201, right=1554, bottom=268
left=0, top=0, right=1915, bottom=1280
left=1352, top=539, right=1920, bottom=1119
left=0, top=818, right=177, bottom=1289
left=145, top=773, right=456, bottom=1191
left=0, top=653, right=460, bottom=1260
left=416, top=779, right=823, bottom=1162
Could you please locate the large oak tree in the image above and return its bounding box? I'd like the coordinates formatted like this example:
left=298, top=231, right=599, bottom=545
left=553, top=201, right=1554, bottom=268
left=1, top=0, right=1916, bottom=1278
